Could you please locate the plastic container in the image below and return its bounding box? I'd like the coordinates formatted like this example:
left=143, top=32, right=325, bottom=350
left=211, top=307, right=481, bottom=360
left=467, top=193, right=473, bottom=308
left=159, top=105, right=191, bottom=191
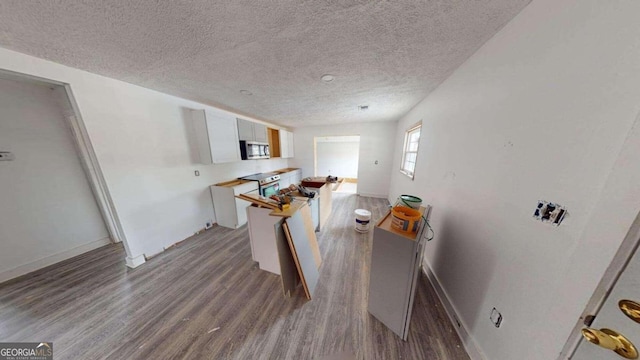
left=390, top=206, right=421, bottom=233
left=354, top=209, right=372, bottom=233
left=395, top=195, right=423, bottom=210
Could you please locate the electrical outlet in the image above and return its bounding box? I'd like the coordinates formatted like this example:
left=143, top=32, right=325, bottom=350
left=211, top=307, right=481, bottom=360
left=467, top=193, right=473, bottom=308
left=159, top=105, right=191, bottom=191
left=490, top=307, right=502, bottom=328
left=194, top=170, right=200, bottom=176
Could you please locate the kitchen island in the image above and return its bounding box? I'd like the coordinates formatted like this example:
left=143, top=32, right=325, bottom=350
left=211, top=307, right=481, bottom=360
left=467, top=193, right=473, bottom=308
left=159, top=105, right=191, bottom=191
left=241, top=194, right=322, bottom=299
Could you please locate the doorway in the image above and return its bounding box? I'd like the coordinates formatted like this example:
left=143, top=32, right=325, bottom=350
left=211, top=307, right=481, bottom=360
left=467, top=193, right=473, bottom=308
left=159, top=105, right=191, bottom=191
left=314, top=135, right=360, bottom=194
left=0, top=70, right=126, bottom=282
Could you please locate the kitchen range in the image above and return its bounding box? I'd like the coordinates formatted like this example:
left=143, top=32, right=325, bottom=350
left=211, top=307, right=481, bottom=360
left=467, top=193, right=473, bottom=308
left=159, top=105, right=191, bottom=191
left=238, top=172, right=280, bottom=197
left=209, top=168, right=303, bottom=229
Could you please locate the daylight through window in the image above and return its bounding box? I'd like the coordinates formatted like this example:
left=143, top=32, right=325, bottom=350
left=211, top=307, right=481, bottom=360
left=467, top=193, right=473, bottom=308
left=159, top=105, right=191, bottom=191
left=400, top=123, right=421, bottom=179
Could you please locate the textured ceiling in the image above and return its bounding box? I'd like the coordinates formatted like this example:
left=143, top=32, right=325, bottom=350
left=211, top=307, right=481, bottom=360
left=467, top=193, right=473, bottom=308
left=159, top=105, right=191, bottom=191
left=0, top=1, right=530, bottom=127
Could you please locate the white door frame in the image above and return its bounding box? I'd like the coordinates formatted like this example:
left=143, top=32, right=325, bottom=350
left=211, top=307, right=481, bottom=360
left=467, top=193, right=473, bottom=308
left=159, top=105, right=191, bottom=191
left=0, top=69, right=131, bottom=256
left=558, top=205, right=640, bottom=358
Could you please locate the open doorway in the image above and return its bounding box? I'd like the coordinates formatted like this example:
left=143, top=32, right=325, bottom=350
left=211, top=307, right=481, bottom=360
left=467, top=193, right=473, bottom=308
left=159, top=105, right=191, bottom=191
left=314, top=135, right=360, bottom=194
left=0, top=69, right=128, bottom=282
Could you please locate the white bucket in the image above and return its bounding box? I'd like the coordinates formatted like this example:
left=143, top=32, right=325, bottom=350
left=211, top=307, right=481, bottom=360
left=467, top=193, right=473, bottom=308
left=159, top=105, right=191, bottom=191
left=354, top=209, right=372, bottom=233
left=395, top=195, right=423, bottom=209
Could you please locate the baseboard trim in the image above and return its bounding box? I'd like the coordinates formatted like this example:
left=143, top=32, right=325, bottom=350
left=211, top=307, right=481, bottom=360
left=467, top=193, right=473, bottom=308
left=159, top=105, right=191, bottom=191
left=0, top=237, right=112, bottom=283
left=422, top=259, right=486, bottom=360
left=357, top=193, right=388, bottom=199
left=125, top=254, right=146, bottom=268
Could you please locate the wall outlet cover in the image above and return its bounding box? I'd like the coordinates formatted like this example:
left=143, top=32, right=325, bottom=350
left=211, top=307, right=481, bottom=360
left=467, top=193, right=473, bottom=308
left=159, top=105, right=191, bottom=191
left=533, top=200, right=567, bottom=226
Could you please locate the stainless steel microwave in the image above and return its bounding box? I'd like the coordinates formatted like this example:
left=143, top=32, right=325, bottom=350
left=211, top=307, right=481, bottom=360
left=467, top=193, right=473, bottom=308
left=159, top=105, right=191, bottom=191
left=239, top=141, right=270, bottom=160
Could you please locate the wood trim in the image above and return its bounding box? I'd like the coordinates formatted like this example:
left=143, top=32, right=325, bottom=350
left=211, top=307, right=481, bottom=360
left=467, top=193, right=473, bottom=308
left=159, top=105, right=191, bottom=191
left=268, top=128, right=281, bottom=158
left=63, top=85, right=126, bottom=247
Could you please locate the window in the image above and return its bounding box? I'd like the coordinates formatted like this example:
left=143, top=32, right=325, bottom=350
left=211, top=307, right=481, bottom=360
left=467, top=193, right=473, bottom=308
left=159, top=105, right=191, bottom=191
left=400, top=123, right=421, bottom=179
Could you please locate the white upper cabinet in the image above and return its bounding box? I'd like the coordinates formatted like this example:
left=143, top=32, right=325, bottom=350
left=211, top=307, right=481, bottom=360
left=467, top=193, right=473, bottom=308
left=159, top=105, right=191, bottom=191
left=279, top=130, right=295, bottom=158
left=192, top=109, right=241, bottom=164
left=254, top=123, right=268, bottom=142
left=237, top=118, right=268, bottom=142
left=287, top=130, right=294, bottom=158
left=237, top=118, right=254, bottom=141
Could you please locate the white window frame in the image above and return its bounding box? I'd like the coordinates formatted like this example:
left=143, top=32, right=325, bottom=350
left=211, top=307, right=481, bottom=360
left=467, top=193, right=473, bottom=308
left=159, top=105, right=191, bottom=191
left=400, top=122, right=421, bottom=179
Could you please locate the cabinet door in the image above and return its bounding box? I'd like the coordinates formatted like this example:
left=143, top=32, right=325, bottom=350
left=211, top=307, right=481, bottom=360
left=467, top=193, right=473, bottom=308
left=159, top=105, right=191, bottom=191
left=235, top=197, right=250, bottom=227
left=287, top=131, right=294, bottom=158
left=279, top=173, right=291, bottom=189
left=368, top=227, right=418, bottom=340
left=291, top=169, right=302, bottom=184
left=206, top=111, right=241, bottom=163
left=192, top=110, right=213, bottom=164
left=310, top=197, right=320, bottom=231
left=279, top=130, right=289, bottom=158
left=254, top=123, right=268, bottom=142
left=237, top=118, right=254, bottom=141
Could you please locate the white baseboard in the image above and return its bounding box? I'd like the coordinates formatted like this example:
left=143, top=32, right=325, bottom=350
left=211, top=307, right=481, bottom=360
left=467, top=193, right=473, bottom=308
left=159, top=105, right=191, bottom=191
left=357, top=192, right=388, bottom=198
left=125, top=254, right=146, bottom=268
left=422, top=259, right=486, bottom=360
left=0, top=237, right=112, bottom=283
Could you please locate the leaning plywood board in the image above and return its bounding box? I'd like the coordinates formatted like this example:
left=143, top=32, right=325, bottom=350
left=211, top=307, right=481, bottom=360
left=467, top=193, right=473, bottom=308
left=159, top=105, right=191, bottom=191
left=283, top=222, right=311, bottom=299
left=275, top=221, right=299, bottom=297
left=299, top=204, right=322, bottom=268
left=284, top=211, right=320, bottom=299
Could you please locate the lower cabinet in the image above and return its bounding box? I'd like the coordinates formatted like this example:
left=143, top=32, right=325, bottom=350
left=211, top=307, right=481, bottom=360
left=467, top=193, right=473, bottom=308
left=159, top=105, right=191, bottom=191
left=290, top=169, right=302, bottom=185
left=367, top=206, right=430, bottom=340
left=280, top=169, right=302, bottom=191
left=246, top=205, right=283, bottom=274
left=210, top=181, right=258, bottom=229
left=304, top=183, right=331, bottom=232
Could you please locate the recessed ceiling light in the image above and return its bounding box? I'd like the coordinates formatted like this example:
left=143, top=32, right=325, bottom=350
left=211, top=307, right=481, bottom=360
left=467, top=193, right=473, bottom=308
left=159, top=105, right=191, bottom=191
left=358, top=105, right=369, bottom=111
left=240, top=90, right=252, bottom=95
left=321, top=74, right=335, bottom=83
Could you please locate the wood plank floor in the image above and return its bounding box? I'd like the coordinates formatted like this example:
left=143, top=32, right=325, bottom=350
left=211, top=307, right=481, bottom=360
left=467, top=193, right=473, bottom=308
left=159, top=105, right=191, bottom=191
left=0, top=193, right=470, bottom=360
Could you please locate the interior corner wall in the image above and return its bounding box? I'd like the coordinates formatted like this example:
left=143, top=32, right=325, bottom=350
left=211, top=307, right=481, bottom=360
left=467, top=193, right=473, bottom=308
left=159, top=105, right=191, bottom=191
left=290, top=121, right=397, bottom=198
left=0, top=78, right=110, bottom=280
left=0, top=47, right=289, bottom=263
left=387, top=1, right=640, bottom=359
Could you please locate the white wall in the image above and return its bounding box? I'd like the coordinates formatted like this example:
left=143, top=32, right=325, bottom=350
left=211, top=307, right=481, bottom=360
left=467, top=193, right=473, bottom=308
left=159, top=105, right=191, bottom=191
left=0, top=78, right=110, bottom=281
left=316, top=137, right=360, bottom=178
left=388, top=1, right=640, bottom=359
left=290, top=122, right=396, bottom=198
left=0, top=47, right=289, bottom=265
